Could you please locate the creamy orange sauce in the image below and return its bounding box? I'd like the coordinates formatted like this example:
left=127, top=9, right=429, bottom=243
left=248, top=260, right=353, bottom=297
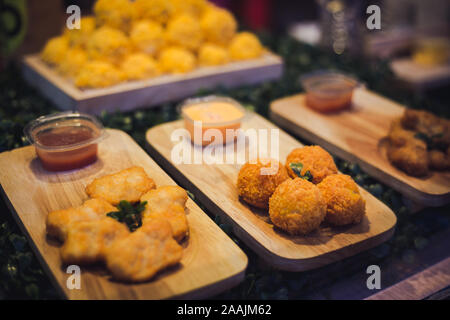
left=183, top=102, right=244, bottom=123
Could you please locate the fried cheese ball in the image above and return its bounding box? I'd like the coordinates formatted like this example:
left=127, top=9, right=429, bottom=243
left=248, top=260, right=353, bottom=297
left=130, top=20, right=165, bottom=55
left=229, top=32, right=264, bottom=61
left=60, top=218, right=129, bottom=264
left=86, top=26, right=130, bottom=65
left=94, top=0, right=136, bottom=32
left=105, top=219, right=183, bottom=282
left=58, top=48, right=88, bottom=77
left=387, top=144, right=429, bottom=176
left=317, top=174, right=366, bottom=226
left=269, top=178, right=326, bottom=235
left=200, top=6, right=237, bottom=45
left=75, top=60, right=125, bottom=88
left=86, top=166, right=156, bottom=205
left=134, top=0, right=174, bottom=24
left=64, top=16, right=96, bottom=48
left=237, top=159, right=290, bottom=209
left=141, top=186, right=189, bottom=242
left=121, top=53, right=159, bottom=80
left=171, top=0, right=208, bottom=17
left=198, top=43, right=229, bottom=66
left=158, top=47, right=196, bottom=73
left=46, top=198, right=116, bottom=242
left=166, top=14, right=203, bottom=51
left=285, top=146, right=338, bottom=184
left=41, top=36, right=69, bottom=65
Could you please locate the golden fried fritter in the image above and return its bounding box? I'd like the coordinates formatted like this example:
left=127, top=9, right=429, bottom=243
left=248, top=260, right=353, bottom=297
left=317, top=174, right=366, bottom=226
left=387, top=144, right=429, bottom=176
left=140, top=186, right=189, bottom=242
left=86, top=166, right=156, bottom=205
left=60, top=218, right=129, bottom=265
left=269, top=178, right=326, bottom=235
left=429, top=150, right=449, bottom=170
left=105, top=219, right=183, bottom=282
left=46, top=198, right=116, bottom=242
left=387, top=119, right=426, bottom=149
left=285, top=146, right=338, bottom=183
left=237, top=159, right=290, bottom=209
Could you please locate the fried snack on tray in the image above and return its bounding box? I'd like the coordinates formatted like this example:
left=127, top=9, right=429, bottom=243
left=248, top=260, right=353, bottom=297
left=46, top=198, right=116, bottom=242
left=60, top=218, right=129, bottom=264
left=237, top=159, right=290, bottom=209
left=317, top=174, right=366, bottom=226
left=105, top=219, right=183, bottom=282
left=141, top=186, right=189, bottom=242
left=285, top=146, right=338, bottom=183
left=86, top=166, right=156, bottom=205
left=269, top=178, right=326, bottom=235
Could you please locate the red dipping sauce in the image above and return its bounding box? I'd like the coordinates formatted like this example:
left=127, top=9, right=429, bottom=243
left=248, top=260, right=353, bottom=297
left=24, top=112, right=105, bottom=171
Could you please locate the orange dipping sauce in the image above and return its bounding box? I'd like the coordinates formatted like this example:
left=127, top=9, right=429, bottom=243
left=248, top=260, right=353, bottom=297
left=181, top=97, right=245, bottom=146
left=24, top=112, right=104, bottom=171
left=301, top=71, right=358, bottom=113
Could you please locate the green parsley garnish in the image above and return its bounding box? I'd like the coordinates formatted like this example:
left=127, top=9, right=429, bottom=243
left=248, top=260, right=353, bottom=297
left=107, top=200, right=147, bottom=232
left=289, top=162, right=313, bottom=181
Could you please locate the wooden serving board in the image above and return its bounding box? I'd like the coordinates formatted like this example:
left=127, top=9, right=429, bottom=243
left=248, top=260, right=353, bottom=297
left=269, top=88, right=450, bottom=207
left=22, top=54, right=282, bottom=115
left=0, top=129, right=247, bottom=300
left=390, top=58, right=450, bottom=90
left=145, top=113, right=397, bottom=271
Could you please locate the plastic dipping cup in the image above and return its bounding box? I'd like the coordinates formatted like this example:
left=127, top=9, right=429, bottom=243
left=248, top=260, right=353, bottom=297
left=300, top=71, right=359, bottom=113
left=24, top=112, right=105, bottom=171
left=180, top=96, right=246, bottom=146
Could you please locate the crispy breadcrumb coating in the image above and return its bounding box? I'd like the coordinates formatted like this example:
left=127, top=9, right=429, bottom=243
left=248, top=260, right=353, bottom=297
left=46, top=198, right=116, bottom=242
left=158, top=47, right=196, bottom=73
left=286, top=145, right=338, bottom=183
left=64, top=16, right=96, bottom=48
left=75, top=60, right=125, bottom=88
left=171, top=0, right=208, bottom=17
left=121, top=53, right=159, bottom=80
left=166, top=14, right=203, bottom=51
left=229, top=32, right=263, bottom=60
left=317, top=174, right=366, bottom=226
left=237, top=159, right=290, bottom=209
left=269, top=178, right=326, bottom=235
left=86, top=166, right=156, bottom=205
left=86, top=26, right=130, bottom=65
left=105, top=219, right=183, bottom=282
left=134, top=0, right=174, bottom=24
left=94, top=0, right=136, bottom=32
left=58, top=48, right=88, bottom=77
left=198, top=43, right=229, bottom=66
left=200, top=6, right=237, bottom=45
left=130, top=20, right=165, bottom=55
left=60, top=218, right=129, bottom=265
left=41, top=36, right=69, bottom=65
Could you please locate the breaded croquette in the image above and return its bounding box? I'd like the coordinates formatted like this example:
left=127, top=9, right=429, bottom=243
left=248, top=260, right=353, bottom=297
left=105, top=219, right=183, bottom=282
left=387, top=144, right=429, bottom=177
left=429, top=150, right=449, bottom=170
left=317, top=174, right=366, bottom=226
left=269, top=178, right=326, bottom=235
left=140, top=186, right=189, bottom=242
left=46, top=198, right=116, bottom=241
left=60, top=218, right=129, bottom=264
left=237, top=159, right=290, bottom=209
left=86, top=166, right=156, bottom=205
left=285, top=146, right=338, bottom=183
left=387, top=119, right=426, bottom=149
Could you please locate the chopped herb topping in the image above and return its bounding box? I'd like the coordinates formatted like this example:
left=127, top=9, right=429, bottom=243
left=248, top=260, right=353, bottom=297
left=107, top=200, right=147, bottom=232
left=289, top=162, right=313, bottom=181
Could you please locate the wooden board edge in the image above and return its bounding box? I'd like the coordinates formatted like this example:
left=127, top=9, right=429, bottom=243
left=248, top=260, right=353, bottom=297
left=145, top=126, right=397, bottom=272
left=269, top=104, right=450, bottom=207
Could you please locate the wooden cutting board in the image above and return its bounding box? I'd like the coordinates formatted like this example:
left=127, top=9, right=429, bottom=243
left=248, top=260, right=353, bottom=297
left=22, top=53, right=282, bottom=114
left=0, top=129, right=247, bottom=300
left=269, top=88, right=450, bottom=207
left=145, top=113, right=397, bottom=271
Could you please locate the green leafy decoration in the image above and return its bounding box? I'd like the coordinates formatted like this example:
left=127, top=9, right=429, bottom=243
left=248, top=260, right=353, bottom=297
left=107, top=200, right=147, bottom=232
left=289, top=162, right=313, bottom=181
